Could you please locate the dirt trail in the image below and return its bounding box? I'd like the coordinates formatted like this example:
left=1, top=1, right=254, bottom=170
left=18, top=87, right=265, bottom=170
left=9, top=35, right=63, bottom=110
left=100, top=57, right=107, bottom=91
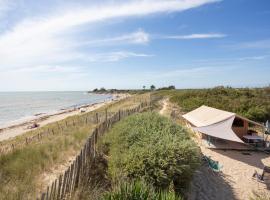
left=159, top=98, right=169, bottom=115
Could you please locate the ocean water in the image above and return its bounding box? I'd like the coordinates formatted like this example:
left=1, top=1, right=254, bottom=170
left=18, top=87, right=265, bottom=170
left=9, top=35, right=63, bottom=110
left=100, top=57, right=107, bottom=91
left=0, top=91, right=112, bottom=128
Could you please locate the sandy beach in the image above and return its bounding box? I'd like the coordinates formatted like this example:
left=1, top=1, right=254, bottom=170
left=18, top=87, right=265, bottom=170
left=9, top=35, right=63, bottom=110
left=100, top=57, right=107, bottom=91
left=0, top=93, right=129, bottom=142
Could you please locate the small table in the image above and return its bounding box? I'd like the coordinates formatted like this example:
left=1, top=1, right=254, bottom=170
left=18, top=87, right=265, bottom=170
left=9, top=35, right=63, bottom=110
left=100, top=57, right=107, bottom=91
left=243, top=135, right=264, bottom=143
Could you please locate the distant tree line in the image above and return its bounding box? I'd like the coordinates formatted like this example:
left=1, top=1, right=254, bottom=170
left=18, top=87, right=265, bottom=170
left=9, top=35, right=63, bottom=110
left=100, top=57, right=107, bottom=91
left=156, top=85, right=176, bottom=90
left=89, top=85, right=176, bottom=94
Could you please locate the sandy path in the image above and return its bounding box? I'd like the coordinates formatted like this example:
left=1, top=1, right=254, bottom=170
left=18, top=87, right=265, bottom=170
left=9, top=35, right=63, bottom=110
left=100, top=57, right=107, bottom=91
left=0, top=94, right=129, bottom=142
left=159, top=98, right=169, bottom=115
left=159, top=98, right=177, bottom=118
left=37, top=152, right=78, bottom=194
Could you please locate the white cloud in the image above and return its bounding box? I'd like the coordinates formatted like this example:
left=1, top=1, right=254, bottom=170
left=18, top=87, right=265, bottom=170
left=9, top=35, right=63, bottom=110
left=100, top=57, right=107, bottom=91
left=83, top=29, right=150, bottom=46
left=81, top=51, right=154, bottom=62
left=0, top=0, right=221, bottom=90
left=163, top=33, right=226, bottom=39
left=0, top=0, right=220, bottom=70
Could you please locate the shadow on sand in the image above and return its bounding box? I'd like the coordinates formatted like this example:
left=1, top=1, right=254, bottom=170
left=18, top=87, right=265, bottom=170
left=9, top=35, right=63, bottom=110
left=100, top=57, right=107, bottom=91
left=212, top=149, right=269, bottom=169
left=188, top=165, right=236, bottom=200
left=212, top=149, right=270, bottom=191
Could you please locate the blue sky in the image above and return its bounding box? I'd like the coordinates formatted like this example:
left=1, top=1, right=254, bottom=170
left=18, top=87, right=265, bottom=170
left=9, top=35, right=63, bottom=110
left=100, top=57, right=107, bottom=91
left=0, top=0, right=269, bottom=91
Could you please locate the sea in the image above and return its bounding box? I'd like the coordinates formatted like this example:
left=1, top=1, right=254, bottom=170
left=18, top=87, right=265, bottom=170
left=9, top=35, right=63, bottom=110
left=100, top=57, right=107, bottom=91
left=0, top=91, right=112, bottom=128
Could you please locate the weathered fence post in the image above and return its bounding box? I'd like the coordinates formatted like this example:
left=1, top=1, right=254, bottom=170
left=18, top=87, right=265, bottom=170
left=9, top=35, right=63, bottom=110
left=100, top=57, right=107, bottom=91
left=50, top=181, right=54, bottom=200
left=57, top=174, right=63, bottom=199
left=46, top=186, right=49, bottom=200
left=41, top=193, right=46, bottom=200
left=53, top=179, right=57, bottom=200
left=105, top=109, right=108, bottom=123
left=96, top=113, right=99, bottom=124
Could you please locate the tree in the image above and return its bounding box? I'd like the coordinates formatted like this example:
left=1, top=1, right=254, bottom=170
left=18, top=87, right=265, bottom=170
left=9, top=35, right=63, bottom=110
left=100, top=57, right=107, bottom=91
left=100, top=87, right=106, bottom=92
left=150, top=85, right=156, bottom=91
left=143, top=85, right=146, bottom=90
left=168, top=85, right=175, bottom=90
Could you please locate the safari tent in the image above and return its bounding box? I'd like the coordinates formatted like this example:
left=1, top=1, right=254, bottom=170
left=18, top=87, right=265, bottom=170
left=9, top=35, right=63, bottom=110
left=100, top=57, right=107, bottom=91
left=182, top=105, right=265, bottom=147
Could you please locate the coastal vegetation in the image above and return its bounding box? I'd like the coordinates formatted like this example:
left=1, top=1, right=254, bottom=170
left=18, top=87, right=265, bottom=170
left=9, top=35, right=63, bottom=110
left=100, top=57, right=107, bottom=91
left=0, top=94, right=149, bottom=199
left=102, top=181, right=181, bottom=200
left=0, top=124, right=93, bottom=199
left=90, top=86, right=161, bottom=94
left=93, top=112, right=201, bottom=199
left=155, top=86, right=270, bottom=122
left=1, top=88, right=269, bottom=199
left=157, top=85, right=176, bottom=91
left=90, top=88, right=144, bottom=94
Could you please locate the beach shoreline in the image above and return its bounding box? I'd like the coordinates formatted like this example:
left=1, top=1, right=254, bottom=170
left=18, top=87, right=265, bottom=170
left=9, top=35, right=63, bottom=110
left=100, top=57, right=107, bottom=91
left=0, top=93, right=129, bottom=142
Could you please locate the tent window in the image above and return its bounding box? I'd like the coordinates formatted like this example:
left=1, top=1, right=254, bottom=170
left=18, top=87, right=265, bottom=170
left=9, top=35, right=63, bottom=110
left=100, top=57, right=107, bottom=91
left=233, top=118, right=244, bottom=127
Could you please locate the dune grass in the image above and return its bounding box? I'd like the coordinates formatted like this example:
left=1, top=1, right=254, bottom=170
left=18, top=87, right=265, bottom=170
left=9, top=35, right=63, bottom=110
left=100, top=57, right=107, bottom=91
left=0, top=124, right=93, bottom=199
left=102, top=180, right=182, bottom=200
left=0, top=93, right=150, bottom=199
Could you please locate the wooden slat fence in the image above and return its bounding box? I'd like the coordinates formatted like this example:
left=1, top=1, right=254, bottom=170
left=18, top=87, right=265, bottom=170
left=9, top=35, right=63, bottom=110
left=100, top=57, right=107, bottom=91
left=0, top=107, right=123, bottom=154
left=37, top=101, right=150, bottom=200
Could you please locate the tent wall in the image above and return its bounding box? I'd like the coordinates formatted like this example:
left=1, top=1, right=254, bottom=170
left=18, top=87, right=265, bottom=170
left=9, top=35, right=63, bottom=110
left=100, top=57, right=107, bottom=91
left=232, top=117, right=248, bottom=138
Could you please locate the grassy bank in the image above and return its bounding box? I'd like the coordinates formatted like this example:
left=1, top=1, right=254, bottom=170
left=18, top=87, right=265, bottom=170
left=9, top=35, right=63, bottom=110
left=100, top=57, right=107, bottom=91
left=78, top=112, right=201, bottom=199
left=155, top=87, right=270, bottom=122
left=0, top=93, right=150, bottom=199
left=0, top=125, right=93, bottom=199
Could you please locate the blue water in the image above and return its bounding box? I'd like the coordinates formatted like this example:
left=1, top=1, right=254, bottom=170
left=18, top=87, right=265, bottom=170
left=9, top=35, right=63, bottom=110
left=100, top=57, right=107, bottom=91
left=0, top=92, right=112, bottom=128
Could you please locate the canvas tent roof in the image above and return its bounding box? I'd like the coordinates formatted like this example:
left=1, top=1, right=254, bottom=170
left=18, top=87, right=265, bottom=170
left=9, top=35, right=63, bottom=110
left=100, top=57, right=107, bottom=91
left=193, top=116, right=244, bottom=143
left=182, top=105, right=244, bottom=143
left=182, top=105, right=235, bottom=127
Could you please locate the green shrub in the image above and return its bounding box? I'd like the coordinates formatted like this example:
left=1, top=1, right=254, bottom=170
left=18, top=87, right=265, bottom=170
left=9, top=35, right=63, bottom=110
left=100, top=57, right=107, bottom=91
left=102, top=180, right=182, bottom=200
left=101, top=112, right=200, bottom=194
left=157, top=87, right=270, bottom=122
left=124, top=134, right=200, bottom=192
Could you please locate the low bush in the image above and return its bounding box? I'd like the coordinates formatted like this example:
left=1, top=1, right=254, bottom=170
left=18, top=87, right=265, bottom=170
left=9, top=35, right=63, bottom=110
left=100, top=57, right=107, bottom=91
left=101, top=112, right=201, bottom=196
left=155, top=87, right=270, bottom=122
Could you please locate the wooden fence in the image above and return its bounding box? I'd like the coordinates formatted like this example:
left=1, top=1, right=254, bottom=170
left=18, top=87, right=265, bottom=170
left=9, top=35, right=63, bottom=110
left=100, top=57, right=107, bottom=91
left=37, top=101, right=150, bottom=200
left=0, top=109, right=115, bottom=154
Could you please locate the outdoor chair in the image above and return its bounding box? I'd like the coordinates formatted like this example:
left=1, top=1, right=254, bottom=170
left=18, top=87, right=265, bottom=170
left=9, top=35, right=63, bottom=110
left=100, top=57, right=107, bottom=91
left=252, top=166, right=270, bottom=187
left=203, top=155, right=223, bottom=172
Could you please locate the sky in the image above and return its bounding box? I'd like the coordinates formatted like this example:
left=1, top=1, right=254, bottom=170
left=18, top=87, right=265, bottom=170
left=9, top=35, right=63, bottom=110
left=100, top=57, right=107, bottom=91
left=0, top=0, right=269, bottom=91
